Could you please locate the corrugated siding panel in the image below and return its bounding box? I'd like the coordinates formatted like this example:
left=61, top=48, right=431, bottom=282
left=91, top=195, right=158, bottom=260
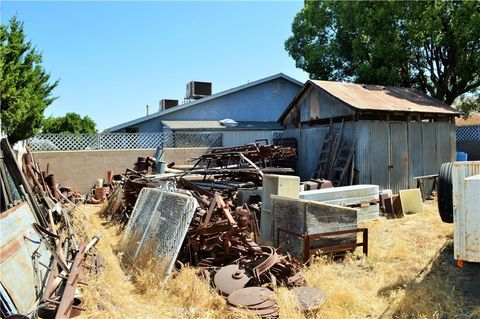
left=355, top=123, right=370, bottom=185
left=390, top=123, right=409, bottom=192
left=450, top=123, right=457, bottom=161
left=282, top=126, right=329, bottom=180
left=436, top=122, right=452, bottom=169
left=369, top=122, right=389, bottom=188
left=408, top=123, right=423, bottom=189
left=422, top=124, right=437, bottom=175
left=222, top=130, right=280, bottom=147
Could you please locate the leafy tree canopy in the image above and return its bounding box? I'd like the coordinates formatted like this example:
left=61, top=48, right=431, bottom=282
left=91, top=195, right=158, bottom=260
left=0, top=16, right=58, bottom=144
left=285, top=1, right=480, bottom=106
left=42, top=112, right=97, bottom=134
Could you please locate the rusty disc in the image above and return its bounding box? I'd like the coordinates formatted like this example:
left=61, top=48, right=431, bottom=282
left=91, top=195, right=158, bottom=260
left=245, top=298, right=277, bottom=310
left=251, top=306, right=279, bottom=317
left=213, top=264, right=251, bottom=296
left=292, top=286, right=325, bottom=311
left=227, top=287, right=274, bottom=307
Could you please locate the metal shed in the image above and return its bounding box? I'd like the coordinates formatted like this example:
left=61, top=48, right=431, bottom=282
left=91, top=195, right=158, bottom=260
left=279, top=80, right=460, bottom=193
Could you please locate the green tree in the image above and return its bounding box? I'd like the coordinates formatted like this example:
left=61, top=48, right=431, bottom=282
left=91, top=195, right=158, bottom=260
left=42, top=112, right=97, bottom=134
left=285, top=1, right=480, bottom=105
left=455, top=95, right=480, bottom=119
left=0, top=16, right=58, bottom=144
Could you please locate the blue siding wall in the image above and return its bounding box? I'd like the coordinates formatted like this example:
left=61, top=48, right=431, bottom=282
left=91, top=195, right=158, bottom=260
left=137, top=118, right=162, bottom=133
left=158, top=78, right=300, bottom=122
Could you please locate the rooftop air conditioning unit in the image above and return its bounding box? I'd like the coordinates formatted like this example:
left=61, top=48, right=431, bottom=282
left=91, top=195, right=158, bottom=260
left=185, top=81, right=212, bottom=100
left=160, top=99, right=179, bottom=111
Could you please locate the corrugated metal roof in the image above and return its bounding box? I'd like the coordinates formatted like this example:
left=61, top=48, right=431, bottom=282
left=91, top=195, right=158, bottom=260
left=311, top=80, right=459, bottom=114
left=455, top=113, right=480, bottom=127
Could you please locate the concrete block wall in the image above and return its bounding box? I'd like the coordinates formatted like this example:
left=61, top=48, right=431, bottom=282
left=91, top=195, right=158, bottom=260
left=32, top=148, right=209, bottom=193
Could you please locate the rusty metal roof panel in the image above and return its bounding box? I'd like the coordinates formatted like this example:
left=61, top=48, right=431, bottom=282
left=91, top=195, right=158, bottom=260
left=310, top=80, right=459, bottom=114
left=0, top=202, right=51, bottom=314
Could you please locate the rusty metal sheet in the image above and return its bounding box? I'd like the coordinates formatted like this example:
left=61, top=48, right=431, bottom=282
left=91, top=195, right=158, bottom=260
left=0, top=202, right=51, bottom=314
left=311, top=81, right=458, bottom=115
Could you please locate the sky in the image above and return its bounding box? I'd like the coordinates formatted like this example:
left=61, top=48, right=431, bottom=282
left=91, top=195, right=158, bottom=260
left=1, top=1, right=309, bottom=131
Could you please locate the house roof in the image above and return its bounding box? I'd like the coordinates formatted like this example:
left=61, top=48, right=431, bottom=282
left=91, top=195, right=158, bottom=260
left=162, top=120, right=283, bottom=131
left=455, top=113, right=480, bottom=127
left=279, top=80, right=460, bottom=122
left=106, top=73, right=303, bottom=132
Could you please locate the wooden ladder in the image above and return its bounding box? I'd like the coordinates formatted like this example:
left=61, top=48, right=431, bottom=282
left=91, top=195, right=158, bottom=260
left=328, top=140, right=356, bottom=186
left=311, top=121, right=344, bottom=179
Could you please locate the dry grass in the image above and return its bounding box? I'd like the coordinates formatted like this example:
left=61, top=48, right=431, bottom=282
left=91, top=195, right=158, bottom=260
left=75, top=202, right=478, bottom=319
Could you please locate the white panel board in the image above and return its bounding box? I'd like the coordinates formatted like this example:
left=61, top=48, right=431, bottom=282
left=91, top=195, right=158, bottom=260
left=452, top=162, right=480, bottom=262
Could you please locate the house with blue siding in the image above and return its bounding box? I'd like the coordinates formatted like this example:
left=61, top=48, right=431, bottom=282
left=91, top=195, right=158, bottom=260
left=106, top=73, right=302, bottom=146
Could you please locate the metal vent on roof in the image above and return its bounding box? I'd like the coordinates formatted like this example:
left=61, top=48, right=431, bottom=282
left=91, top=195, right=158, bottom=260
left=159, top=99, right=179, bottom=111
left=219, top=118, right=238, bottom=127
left=186, top=81, right=212, bottom=100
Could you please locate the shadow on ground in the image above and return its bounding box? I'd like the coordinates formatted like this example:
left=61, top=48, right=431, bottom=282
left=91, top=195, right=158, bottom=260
left=378, top=241, right=480, bottom=318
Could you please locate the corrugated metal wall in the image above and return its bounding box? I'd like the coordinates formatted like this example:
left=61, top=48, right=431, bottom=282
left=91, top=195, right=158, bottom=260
left=287, top=120, right=455, bottom=193
left=222, top=130, right=282, bottom=147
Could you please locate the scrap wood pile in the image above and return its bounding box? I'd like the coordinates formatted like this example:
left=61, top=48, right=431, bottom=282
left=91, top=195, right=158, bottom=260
left=101, top=141, right=325, bottom=317
left=1, top=139, right=103, bottom=319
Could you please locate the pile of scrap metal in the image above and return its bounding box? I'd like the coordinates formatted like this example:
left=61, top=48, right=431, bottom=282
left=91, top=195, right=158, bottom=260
left=102, top=140, right=296, bottom=225
left=0, top=138, right=103, bottom=319
left=118, top=178, right=324, bottom=317
left=185, top=139, right=296, bottom=186
left=100, top=156, right=177, bottom=224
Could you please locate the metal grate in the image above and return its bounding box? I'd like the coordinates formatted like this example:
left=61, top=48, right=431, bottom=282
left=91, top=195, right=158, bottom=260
left=122, top=188, right=197, bottom=284
left=456, top=125, right=480, bottom=141
left=26, top=132, right=222, bottom=151
left=173, top=132, right=222, bottom=148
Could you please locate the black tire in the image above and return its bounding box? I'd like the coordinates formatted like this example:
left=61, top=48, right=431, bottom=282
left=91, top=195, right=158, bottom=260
left=438, top=162, right=454, bottom=223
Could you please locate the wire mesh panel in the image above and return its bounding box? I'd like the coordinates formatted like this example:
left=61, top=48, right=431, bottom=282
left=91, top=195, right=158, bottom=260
left=456, top=126, right=480, bottom=141
left=122, top=188, right=197, bottom=284
left=173, top=132, right=222, bottom=147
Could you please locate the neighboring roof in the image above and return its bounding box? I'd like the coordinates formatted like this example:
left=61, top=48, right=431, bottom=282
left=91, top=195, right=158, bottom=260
left=455, top=113, right=480, bottom=127
left=279, top=80, right=460, bottom=121
left=107, top=73, right=303, bottom=132
left=162, top=120, right=283, bottom=131
left=162, top=120, right=224, bottom=130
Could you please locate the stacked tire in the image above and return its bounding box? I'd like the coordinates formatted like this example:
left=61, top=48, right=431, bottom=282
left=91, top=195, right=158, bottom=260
left=438, top=163, right=454, bottom=223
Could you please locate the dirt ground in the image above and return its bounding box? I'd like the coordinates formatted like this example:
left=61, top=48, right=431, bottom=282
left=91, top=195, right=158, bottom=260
left=74, top=200, right=480, bottom=319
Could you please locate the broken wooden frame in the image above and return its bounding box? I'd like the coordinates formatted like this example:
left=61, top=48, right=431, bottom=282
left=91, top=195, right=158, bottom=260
left=276, top=227, right=368, bottom=263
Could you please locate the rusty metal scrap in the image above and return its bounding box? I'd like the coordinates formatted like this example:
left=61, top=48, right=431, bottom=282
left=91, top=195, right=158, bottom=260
left=177, top=190, right=303, bottom=291
left=3, top=145, right=104, bottom=319
left=184, top=140, right=296, bottom=185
